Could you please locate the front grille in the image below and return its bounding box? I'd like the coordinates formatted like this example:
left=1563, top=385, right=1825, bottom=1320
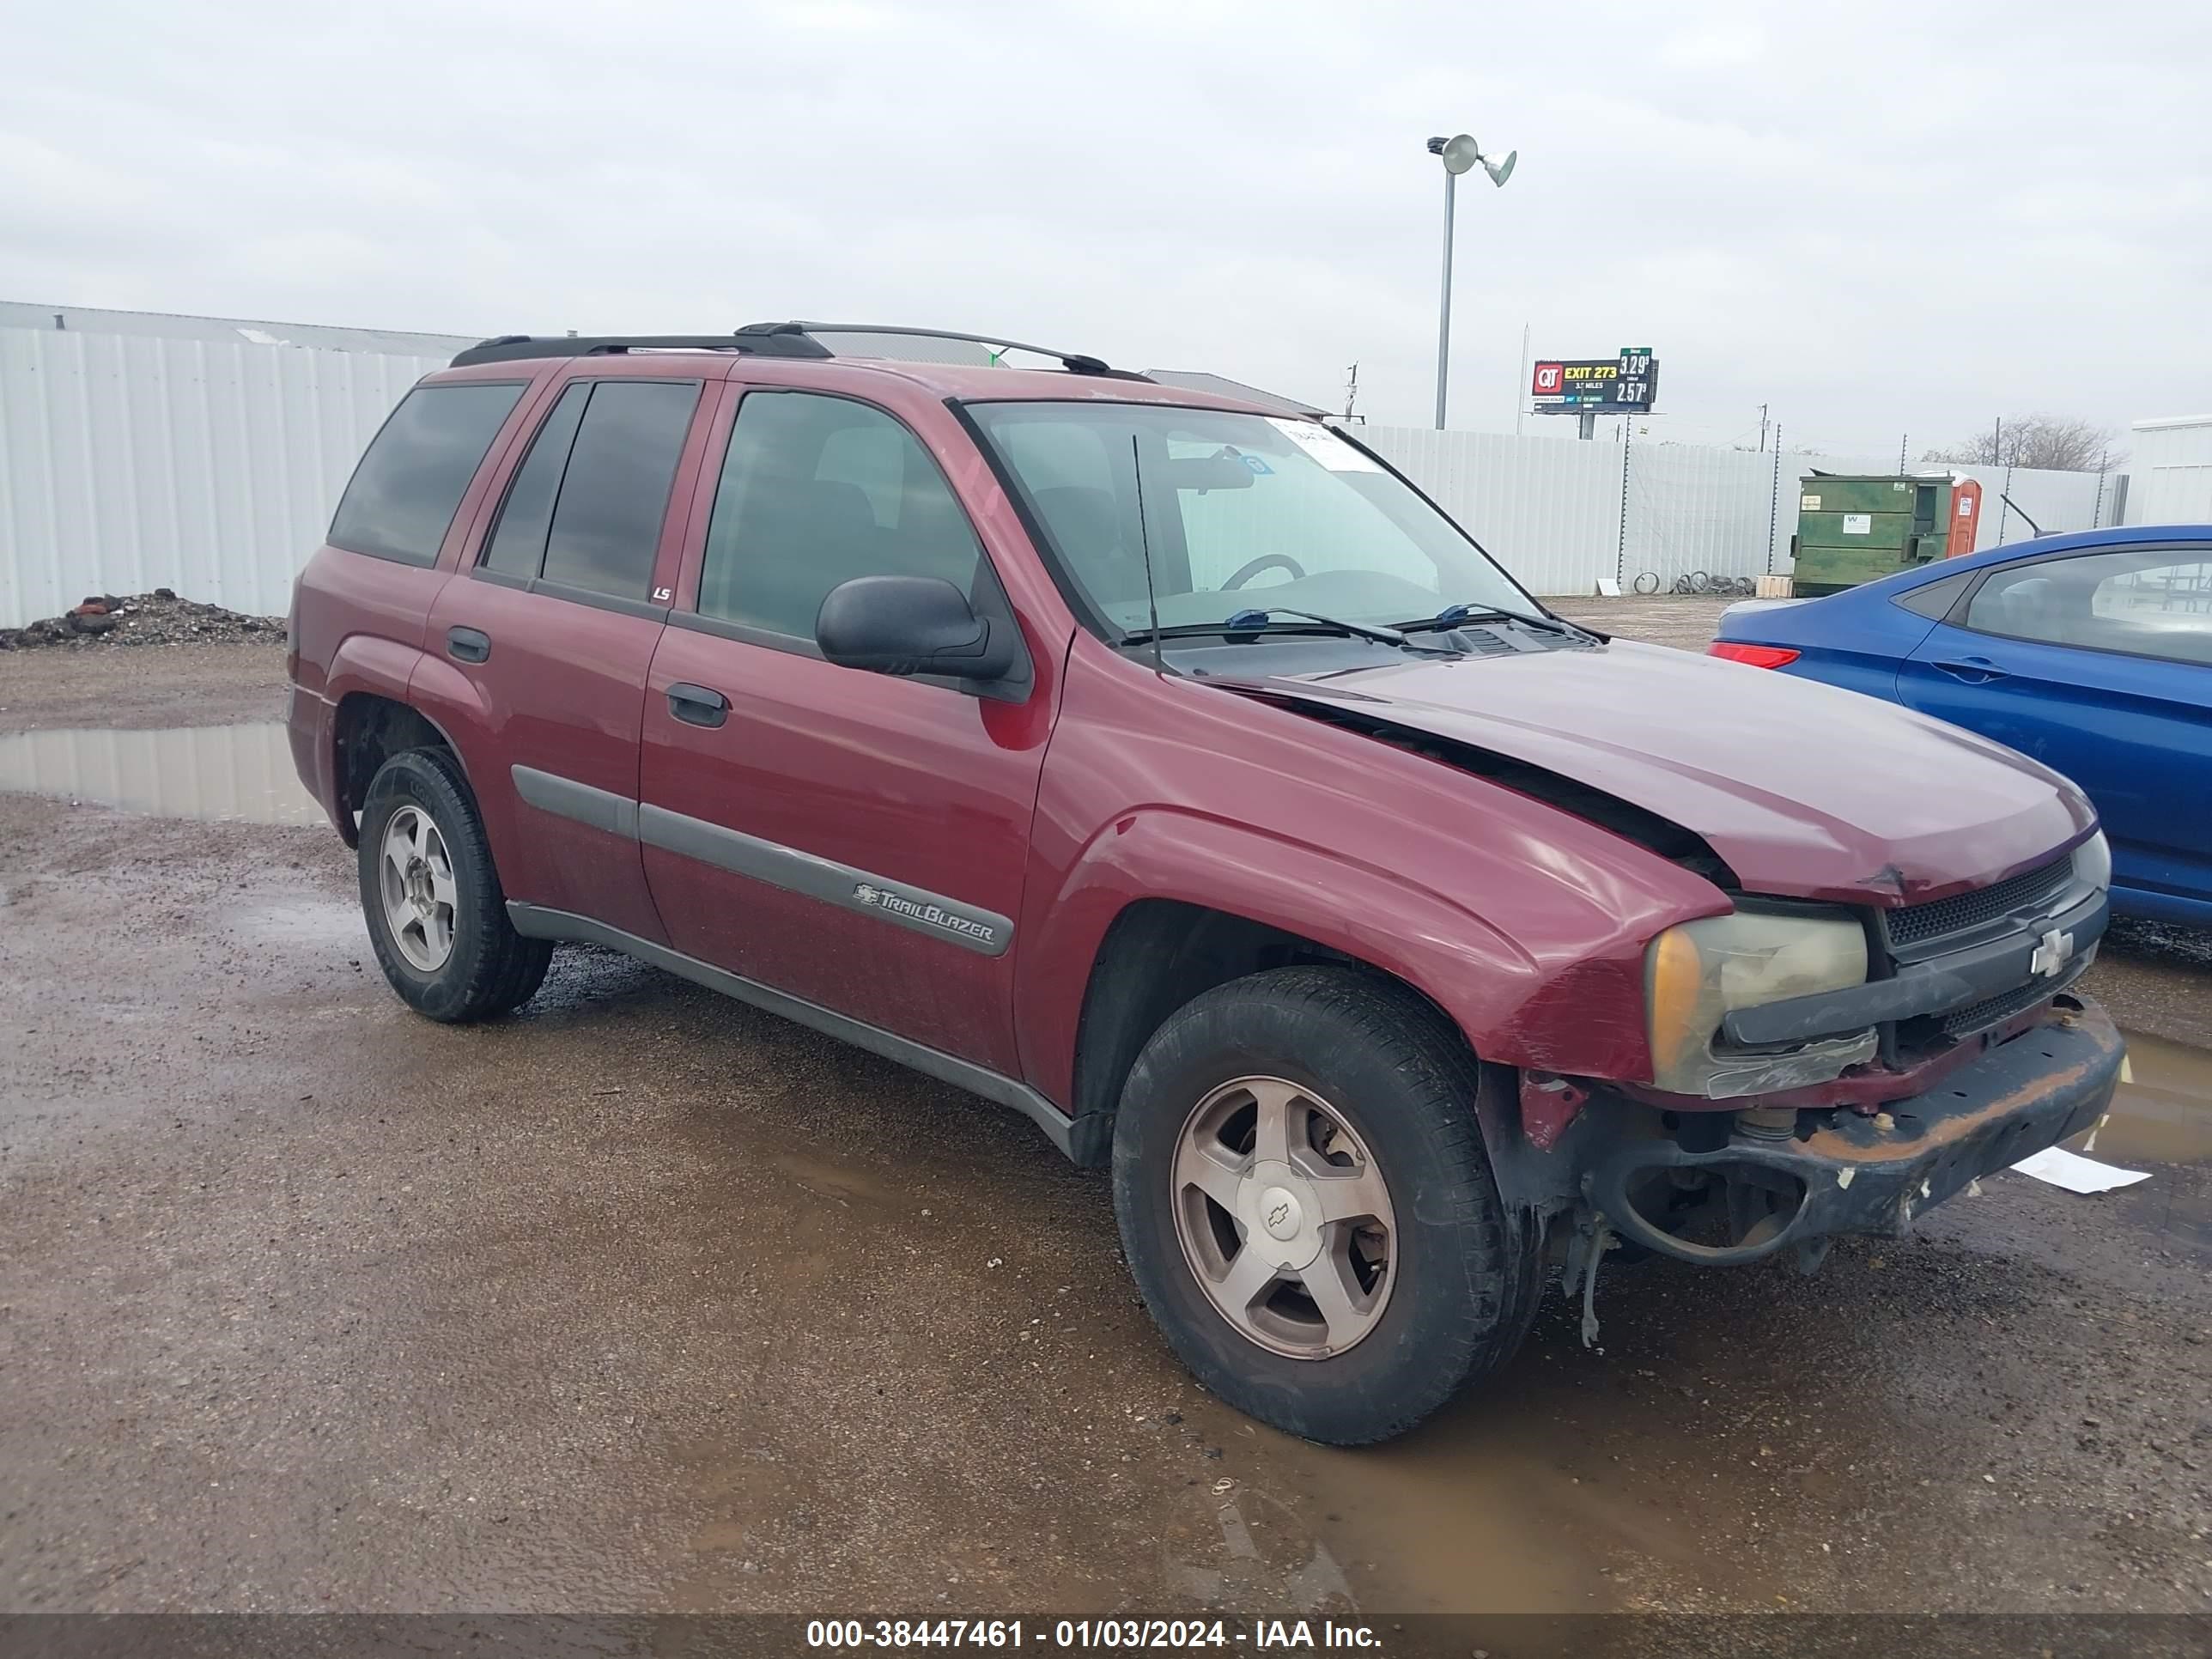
left=1885, top=854, right=2072, bottom=950
left=1939, top=976, right=2063, bottom=1041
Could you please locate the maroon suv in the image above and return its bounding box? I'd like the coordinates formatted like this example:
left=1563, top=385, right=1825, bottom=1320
left=287, top=323, right=2123, bottom=1444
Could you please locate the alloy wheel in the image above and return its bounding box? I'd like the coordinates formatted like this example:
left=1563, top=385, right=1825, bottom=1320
left=1170, top=1076, right=1396, bottom=1359
left=379, top=804, right=459, bottom=972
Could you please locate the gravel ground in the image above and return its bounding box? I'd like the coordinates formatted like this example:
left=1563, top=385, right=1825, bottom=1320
left=1553, top=594, right=1739, bottom=653
left=0, top=640, right=289, bottom=732
left=1, top=633, right=2206, bottom=1621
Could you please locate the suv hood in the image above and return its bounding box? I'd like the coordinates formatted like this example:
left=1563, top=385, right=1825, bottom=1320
left=1238, top=639, right=2093, bottom=905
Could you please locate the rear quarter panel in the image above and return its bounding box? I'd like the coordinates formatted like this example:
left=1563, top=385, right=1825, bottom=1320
left=1723, top=586, right=1942, bottom=704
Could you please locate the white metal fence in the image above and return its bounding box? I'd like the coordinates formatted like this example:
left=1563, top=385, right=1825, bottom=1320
left=0, top=326, right=442, bottom=626
left=0, top=323, right=2128, bottom=625
left=1360, top=424, right=2114, bottom=596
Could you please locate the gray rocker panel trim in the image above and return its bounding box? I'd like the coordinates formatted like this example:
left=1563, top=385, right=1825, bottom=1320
left=635, top=802, right=1012, bottom=958
left=506, top=902, right=1089, bottom=1160
left=511, top=765, right=638, bottom=841
left=507, top=765, right=1012, bottom=958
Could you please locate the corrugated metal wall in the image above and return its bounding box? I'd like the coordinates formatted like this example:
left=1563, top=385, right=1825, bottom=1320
left=0, top=326, right=440, bottom=625
left=0, top=323, right=2128, bottom=623
left=1363, top=423, right=2114, bottom=594
left=2125, top=416, right=2212, bottom=525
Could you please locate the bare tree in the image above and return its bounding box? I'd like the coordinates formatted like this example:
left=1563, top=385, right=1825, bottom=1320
left=1922, top=415, right=2114, bottom=471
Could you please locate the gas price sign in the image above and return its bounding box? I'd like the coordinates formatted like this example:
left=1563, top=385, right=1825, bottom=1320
left=1530, top=348, right=1659, bottom=414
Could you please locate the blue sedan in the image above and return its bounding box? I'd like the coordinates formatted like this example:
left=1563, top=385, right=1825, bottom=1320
left=1711, top=525, right=2212, bottom=927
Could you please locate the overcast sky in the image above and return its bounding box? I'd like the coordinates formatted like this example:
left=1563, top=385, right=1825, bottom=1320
left=4, top=1, right=2207, bottom=455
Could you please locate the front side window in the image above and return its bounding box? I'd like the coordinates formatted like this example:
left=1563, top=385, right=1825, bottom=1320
left=966, top=401, right=1533, bottom=633
left=538, top=380, right=701, bottom=599
left=329, top=381, right=525, bottom=566
left=1963, top=547, right=2212, bottom=666
left=698, top=392, right=985, bottom=637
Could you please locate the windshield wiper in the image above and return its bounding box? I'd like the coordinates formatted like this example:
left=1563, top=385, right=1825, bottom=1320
left=1392, top=602, right=1597, bottom=642
left=1121, top=606, right=1417, bottom=649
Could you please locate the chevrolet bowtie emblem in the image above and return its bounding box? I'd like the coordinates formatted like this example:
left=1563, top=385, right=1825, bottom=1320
left=2030, top=927, right=2075, bottom=979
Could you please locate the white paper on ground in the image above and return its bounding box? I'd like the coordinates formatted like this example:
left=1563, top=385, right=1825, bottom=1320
left=2009, top=1146, right=2152, bottom=1194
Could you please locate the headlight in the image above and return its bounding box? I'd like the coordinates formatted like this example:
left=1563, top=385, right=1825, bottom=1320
left=2073, top=830, right=2111, bottom=894
left=1644, top=909, right=1874, bottom=1098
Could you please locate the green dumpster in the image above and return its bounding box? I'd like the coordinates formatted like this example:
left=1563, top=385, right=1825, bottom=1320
left=1790, top=472, right=1957, bottom=595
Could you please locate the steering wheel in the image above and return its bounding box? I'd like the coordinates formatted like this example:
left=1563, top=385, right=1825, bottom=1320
left=1223, top=554, right=1307, bottom=590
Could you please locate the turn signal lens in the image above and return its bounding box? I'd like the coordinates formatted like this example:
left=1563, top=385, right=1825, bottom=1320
left=1706, top=641, right=1801, bottom=669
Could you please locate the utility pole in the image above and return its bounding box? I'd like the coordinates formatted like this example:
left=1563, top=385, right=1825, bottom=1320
left=1343, top=362, right=1358, bottom=422
left=1425, top=133, right=1516, bottom=429
left=1898, top=433, right=1907, bottom=471
left=1515, top=322, right=1529, bottom=436
left=1432, top=164, right=1457, bottom=428
left=1759, top=403, right=1769, bottom=453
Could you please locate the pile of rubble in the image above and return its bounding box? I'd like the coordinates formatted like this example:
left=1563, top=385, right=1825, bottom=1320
left=3, top=590, right=288, bottom=650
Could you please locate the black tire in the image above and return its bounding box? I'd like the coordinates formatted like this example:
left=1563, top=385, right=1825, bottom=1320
left=1111, top=966, right=1541, bottom=1445
left=356, top=746, right=551, bottom=1023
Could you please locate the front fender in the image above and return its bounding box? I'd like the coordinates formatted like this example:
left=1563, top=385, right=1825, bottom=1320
left=1015, top=806, right=1572, bottom=1108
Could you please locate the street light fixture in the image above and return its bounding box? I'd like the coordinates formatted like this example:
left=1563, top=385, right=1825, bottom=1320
left=1426, top=132, right=1516, bottom=429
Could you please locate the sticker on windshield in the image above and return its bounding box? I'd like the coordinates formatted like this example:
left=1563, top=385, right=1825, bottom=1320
left=1239, top=453, right=1273, bottom=476
left=1267, top=417, right=1382, bottom=472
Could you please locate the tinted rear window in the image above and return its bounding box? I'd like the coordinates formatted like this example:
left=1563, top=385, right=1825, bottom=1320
left=328, top=382, right=525, bottom=565
left=538, top=381, right=700, bottom=599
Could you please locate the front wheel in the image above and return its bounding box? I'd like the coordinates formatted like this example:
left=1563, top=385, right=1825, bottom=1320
left=1112, top=967, right=1540, bottom=1445
left=357, top=746, right=551, bottom=1023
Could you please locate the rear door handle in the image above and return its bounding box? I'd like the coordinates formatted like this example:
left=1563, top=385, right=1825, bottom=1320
left=666, top=683, right=729, bottom=728
left=1931, top=656, right=2007, bottom=684
left=446, top=626, right=491, bottom=664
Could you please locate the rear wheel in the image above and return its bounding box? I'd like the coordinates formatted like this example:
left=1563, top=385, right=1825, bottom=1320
left=357, top=747, right=550, bottom=1022
left=1112, top=966, right=1540, bottom=1445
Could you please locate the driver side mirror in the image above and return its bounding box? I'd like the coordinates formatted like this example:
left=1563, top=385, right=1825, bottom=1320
left=815, top=575, right=1018, bottom=684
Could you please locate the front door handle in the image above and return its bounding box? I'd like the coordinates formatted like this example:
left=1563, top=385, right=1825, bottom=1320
left=446, top=626, right=491, bottom=664
left=1930, top=656, right=2008, bottom=684
left=667, top=683, right=730, bottom=728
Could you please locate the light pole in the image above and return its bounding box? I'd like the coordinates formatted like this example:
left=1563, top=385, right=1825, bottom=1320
left=1425, top=133, right=1516, bottom=430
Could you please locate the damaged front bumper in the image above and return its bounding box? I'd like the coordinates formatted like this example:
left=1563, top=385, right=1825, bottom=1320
left=1575, top=1000, right=2124, bottom=1267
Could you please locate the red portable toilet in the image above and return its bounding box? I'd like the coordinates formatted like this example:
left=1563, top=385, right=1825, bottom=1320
left=1948, top=478, right=1983, bottom=557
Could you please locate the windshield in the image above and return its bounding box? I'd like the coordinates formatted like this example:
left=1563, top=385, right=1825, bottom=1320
left=966, top=402, right=1535, bottom=635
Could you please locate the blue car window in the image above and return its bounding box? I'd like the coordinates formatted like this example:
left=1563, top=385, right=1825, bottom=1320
left=1962, top=547, right=2212, bottom=667
left=1894, top=572, right=1971, bottom=620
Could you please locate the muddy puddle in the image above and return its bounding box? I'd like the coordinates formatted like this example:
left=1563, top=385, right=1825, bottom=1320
left=2094, top=1030, right=2212, bottom=1164
left=0, top=721, right=322, bottom=826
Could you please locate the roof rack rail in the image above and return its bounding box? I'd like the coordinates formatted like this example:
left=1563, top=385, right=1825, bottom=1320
left=448, top=326, right=833, bottom=368
left=763, top=322, right=1151, bottom=381
left=450, top=322, right=1149, bottom=380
